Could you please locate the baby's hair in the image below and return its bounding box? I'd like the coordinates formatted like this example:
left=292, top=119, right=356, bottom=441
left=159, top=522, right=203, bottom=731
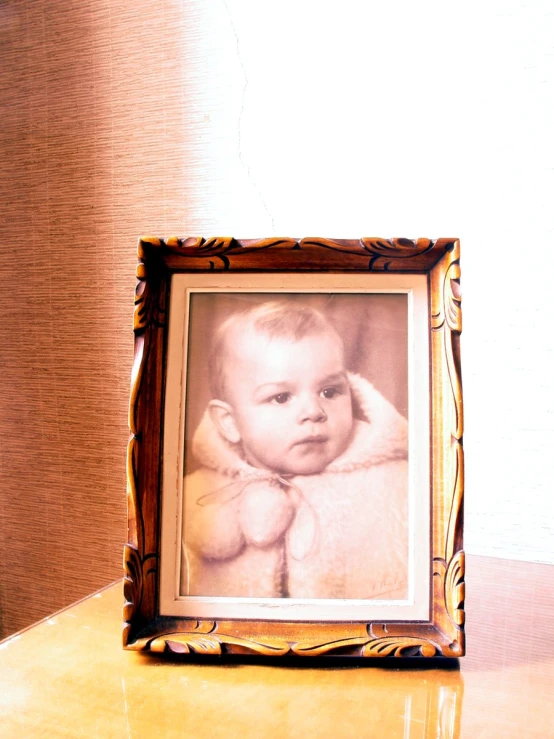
left=209, top=300, right=340, bottom=401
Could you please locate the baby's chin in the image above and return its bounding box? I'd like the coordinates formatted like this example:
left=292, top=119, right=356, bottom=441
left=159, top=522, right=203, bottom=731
left=244, top=450, right=329, bottom=476
left=273, top=454, right=333, bottom=477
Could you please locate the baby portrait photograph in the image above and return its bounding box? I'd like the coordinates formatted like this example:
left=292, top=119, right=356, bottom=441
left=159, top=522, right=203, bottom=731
left=129, top=241, right=458, bottom=656
left=178, top=291, right=410, bottom=603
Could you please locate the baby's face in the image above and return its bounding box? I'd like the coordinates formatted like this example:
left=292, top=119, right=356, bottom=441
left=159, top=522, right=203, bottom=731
left=224, top=328, right=354, bottom=475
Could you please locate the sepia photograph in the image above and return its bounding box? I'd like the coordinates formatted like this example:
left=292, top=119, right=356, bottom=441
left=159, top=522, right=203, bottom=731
left=157, top=268, right=432, bottom=623
left=179, top=292, right=410, bottom=603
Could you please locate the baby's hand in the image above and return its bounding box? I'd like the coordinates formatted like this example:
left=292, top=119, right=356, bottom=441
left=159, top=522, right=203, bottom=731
left=239, top=481, right=295, bottom=548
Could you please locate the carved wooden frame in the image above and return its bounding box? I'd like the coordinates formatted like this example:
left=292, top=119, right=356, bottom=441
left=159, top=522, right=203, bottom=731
left=123, top=237, right=464, bottom=659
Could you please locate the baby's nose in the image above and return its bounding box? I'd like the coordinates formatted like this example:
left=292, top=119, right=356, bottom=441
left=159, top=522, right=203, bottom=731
left=299, top=395, right=327, bottom=423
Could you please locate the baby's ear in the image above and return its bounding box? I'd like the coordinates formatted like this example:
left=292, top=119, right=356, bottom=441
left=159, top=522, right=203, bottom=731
left=208, top=400, right=241, bottom=445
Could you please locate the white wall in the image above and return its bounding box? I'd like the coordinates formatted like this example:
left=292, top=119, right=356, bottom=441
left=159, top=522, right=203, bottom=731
left=180, top=0, right=554, bottom=563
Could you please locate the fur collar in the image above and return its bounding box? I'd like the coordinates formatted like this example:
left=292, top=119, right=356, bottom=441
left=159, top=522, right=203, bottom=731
left=192, top=373, right=408, bottom=480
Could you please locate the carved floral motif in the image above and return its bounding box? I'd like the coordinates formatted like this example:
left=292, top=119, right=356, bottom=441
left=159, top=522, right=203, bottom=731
left=134, top=236, right=457, bottom=272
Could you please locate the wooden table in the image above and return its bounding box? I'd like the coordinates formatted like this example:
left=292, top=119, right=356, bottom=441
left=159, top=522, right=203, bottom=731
left=1, top=555, right=553, bottom=738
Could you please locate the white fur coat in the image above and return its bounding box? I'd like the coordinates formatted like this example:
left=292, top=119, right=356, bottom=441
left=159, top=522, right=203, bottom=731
left=180, top=374, right=409, bottom=600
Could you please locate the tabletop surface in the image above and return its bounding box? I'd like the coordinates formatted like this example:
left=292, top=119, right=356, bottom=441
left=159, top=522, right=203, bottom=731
left=1, top=554, right=553, bottom=738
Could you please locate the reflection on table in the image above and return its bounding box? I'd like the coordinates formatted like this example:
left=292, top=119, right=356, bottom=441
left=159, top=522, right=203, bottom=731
left=0, top=556, right=553, bottom=738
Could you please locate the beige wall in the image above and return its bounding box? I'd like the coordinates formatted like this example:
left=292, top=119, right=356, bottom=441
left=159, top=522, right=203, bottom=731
left=177, top=0, right=554, bottom=565
left=2, top=0, right=553, bottom=638
left=0, top=0, right=188, bottom=638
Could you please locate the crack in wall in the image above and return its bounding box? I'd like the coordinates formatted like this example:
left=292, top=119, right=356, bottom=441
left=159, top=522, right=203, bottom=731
left=221, top=0, right=276, bottom=234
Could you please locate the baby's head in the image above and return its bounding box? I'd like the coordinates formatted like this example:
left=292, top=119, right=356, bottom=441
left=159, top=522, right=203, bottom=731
left=208, top=300, right=354, bottom=476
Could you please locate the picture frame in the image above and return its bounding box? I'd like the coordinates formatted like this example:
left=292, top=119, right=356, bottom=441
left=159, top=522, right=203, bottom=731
left=123, top=236, right=464, bottom=659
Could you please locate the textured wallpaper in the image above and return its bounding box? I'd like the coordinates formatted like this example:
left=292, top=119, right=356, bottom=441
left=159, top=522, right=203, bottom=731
left=0, top=0, right=188, bottom=637
left=2, top=0, right=553, bottom=638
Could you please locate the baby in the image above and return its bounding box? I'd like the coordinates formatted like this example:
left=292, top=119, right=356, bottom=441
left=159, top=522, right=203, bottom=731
left=181, top=300, right=408, bottom=600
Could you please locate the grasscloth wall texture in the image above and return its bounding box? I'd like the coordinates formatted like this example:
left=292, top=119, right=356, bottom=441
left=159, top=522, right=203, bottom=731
left=2, top=0, right=554, bottom=638
left=0, top=0, right=187, bottom=638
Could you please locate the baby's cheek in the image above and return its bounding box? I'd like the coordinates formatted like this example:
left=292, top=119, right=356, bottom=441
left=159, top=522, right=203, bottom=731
left=239, top=482, right=295, bottom=547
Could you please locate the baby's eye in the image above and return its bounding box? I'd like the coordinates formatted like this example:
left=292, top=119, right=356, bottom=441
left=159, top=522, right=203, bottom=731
left=271, top=392, right=291, bottom=404
left=321, top=386, right=341, bottom=399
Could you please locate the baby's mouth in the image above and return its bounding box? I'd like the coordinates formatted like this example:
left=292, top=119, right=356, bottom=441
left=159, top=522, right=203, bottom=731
left=293, top=435, right=328, bottom=447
